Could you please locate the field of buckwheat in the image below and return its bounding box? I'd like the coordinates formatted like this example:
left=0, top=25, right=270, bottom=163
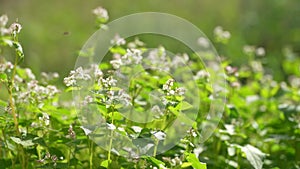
left=0, top=6, right=299, bottom=169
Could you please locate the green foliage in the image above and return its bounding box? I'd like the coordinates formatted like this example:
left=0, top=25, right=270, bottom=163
left=185, top=153, right=207, bottom=169
left=0, top=8, right=299, bottom=169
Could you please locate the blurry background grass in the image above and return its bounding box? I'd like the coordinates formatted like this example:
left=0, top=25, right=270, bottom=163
left=0, top=0, right=299, bottom=81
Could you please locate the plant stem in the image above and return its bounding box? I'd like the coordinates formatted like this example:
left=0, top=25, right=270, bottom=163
left=107, top=110, right=114, bottom=167
left=68, top=146, right=71, bottom=168
left=153, top=139, right=159, bottom=157
left=89, top=138, right=93, bottom=169
left=237, top=150, right=240, bottom=169
left=8, top=34, right=27, bottom=169
left=8, top=34, right=20, bottom=136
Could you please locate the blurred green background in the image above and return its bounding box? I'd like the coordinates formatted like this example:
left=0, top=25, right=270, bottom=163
left=0, top=0, right=299, bottom=81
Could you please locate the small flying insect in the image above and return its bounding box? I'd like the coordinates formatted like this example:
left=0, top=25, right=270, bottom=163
left=63, top=31, right=71, bottom=36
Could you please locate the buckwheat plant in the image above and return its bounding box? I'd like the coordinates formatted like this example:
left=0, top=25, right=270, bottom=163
left=1, top=6, right=299, bottom=169
left=0, top=15, right=64, bottom=169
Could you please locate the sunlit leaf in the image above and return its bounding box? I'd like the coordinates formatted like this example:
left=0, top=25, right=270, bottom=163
left=241, top=144, right=266, bottom=169
left=0, top=73, right=7, bottom=82
left=101, top=160, right=111, bottom=168
left=181, top=162, right=192, bottom=168
left=185, top=153, right=207, bottom=169
left=10, top=137, right=34, bottom=147
left=142, top=156, right=165, bottom=167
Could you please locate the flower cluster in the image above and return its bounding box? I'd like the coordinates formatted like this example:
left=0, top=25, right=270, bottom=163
left=92, top=6, right=109, bottom=22
left=64, top=63, right=133, bottom=108
left=194, top=70, right=210, bottom=80
left=18, top=80, right=60, bottom=105
left=105, top=89, right=131, bottom=108
left=0, top=14, right=10, bottom=35
left=0, top=61, right=14, bottom=73
left=162, top=79, right=186, bottom=96
left=127, top=38, right=145, bottom=49
left=36, top=152, right=62, bottom=167
left=214, top=26, right=231, bottom=43
left=146, top=46, right=169, bottom=70
left=98, top=76, right=117, bottom=88
left=31, top=112, right=50, bottom=128
left=67, top=125, right=76, bottom=139
left=1, top=59, right=60, bottom=106
left=10, top=22, right=22, bottom=37
left=39, top=113, right=50, bottom=126
left=40, top=72, right=59, bottom=84
left=162, top=156, right=183, bottom=167
left=171, top=53, right=189, bottom=68
left=146, top=47, right=190, bottom=72
left=63, top=66, right=102, bottom=87
left=110, top=34, right=126, bottom=46
left=0, top=14, right=22, bottom=36
left=197, top=37, right=210, bottom=48
left=0, top=14, right=8, bottom=27
left=110, top=48, right=143, bottom=69
left=243, top=45, right=266, bottom=57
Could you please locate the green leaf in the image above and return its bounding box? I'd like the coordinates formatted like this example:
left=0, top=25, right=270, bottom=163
left=1, top=38, right=24, bottom=61
left=241, top=144, right=266, bottom=169
left=99, top=62, right=110, bottom=70
left=110, top=46, right=126, bottom=55
left=181, top=162, right=192, bottom=168
left=169, top=107, right=179, bottom=116
left=0, top=73, right=7, bottom=82
left=178, top=101, right=193, bottom=111
left=1, top=38, right=14, bottom=47
left=142, top=156, right=165, bottom=167
left=186, top=153, right=207, bottom=169
left=13, top=41, right=24, bottom=61
left=108, top=111, right=123, bottom=121
left=10, top=137, right=34, bottom=147
left=65, top=86, right=81, bottom=92
left=100, top=159, right=111, bottom=168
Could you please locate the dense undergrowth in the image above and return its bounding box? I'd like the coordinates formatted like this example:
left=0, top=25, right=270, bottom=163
left=0, top=7, right=299, bottom=169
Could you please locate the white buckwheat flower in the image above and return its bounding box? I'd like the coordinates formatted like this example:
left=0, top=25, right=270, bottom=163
left=123, top=49, right=143, bottom=64
left=175, top=87, right=186, bottom=96
left=46, top=85, right=60, bottom=97
left=127, top=38, right=145, bottom=48
left=163, top=79, right=174, bottom=91
left=214, top=26, right=231, bottom=42
left=0, top=61, right=14, bottom=72
left=10, top=22, right=22, bottom=35
left=92, top=6, right=109, bottom=22
left=172, top=53, right=189, bottom=67
left=39, top=113, right=50, bottom=126
left=0, top=14, right=8, bottom=27
left=118, top=89, right=131, bottom=106
left=90, top=64, right=103, bottom=79
left=110, top=59, right=123, bottom=69
left=256, top=47, right=266, bottom=56
left=194, top=70, right=210, bottom=80
left=243, top=45, right=255, bottom=55
left=64, top=67, right=91, bottom=86
left=0, top=15, right=10, bottom=35
left=82, top=95, right=93, bottom=106
left=99, top=76, right=117, bottom=88
left=197, top=37, right=210, bottom=48
left=25, top=68, right=36, bottom=80
left=110, top=34, right=126, bottom=46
